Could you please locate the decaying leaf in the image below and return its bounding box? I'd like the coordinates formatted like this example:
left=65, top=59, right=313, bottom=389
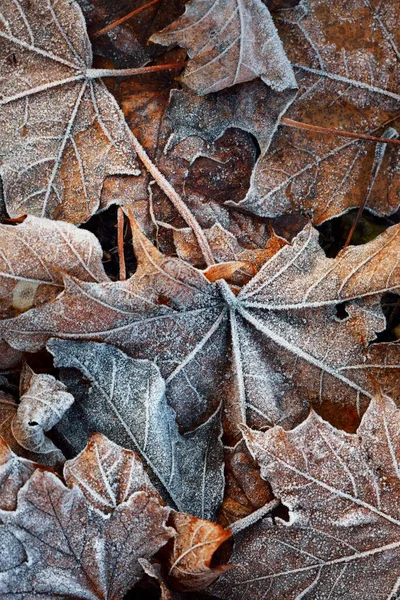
left=0, top=0, right=139, bottom=222
left=11, top=364, right=74, bottom=456
left=0, top=437, right=43, bottom=511
left=47, top=339, right=225, bottom=520
left=2, top=223, right=399, bottom=438
left=165, top=511, right=232, bottom=591
left=0, top=438, right=174, bottom=600
left=233, top=0, right=400, bottom=222
left=151, top=0, right=296, bottom=94
left=212, top=394, right=400, bottom=599
left=0, top=216, right=107, bottom=318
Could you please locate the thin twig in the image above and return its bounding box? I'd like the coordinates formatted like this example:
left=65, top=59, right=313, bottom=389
left=229, top=499, right=281, bottom=535
left=86, top=62, right=186, bottom=79
left=280, top=117, right=400, bottom=146
left=117, top=207, right=127, bottom=281
left=128, top=134, right=215, bottom=266
left=91, top=0, right=160, bottom=39
left=343, top=127, right=399, bottom=249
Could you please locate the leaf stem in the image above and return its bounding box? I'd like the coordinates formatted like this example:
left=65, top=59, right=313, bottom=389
left=91, top=0, right=160, bottom=39
left=280, top=117, right=400, bottom=146
left=86, top=62, right=186, bottom=79
left=117, top=207, right=127, bottom=281
left=129, top=134, right=215, bottom=266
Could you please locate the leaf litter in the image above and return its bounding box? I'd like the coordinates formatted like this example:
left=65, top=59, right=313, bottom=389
left=0, top=0, right=399, bottom=598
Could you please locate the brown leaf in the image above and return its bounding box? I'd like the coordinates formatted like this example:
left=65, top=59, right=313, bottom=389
left=174, top=223, right=287, bottom=286
left=218, top=441, right=273, bottom=527
left=233, top=0, right=400, bottom=223
left=151, top=0, right=296, bottom=94
left=64, top=432, right=162, bottom=513
left=0, top=216, right=108, bottom=318
left=165, top=512, right=231, bottom=591
left=0, top=436, right=44, bottom=511
left=0, top=464, right=174, bottom=599
left=0, top=0, right=139, bottom=222
left=212, top=394, right=400, bottom=599
left=11, top=364, right=74, bottom=456
left=2, top=223, right=399, bottom=439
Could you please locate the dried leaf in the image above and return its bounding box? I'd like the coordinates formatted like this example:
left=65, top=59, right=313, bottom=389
left=0, top=0, right=139, bottom=222
left=0, top=216, right=107, bottom=318
left=64, top=432, right=161, bottom=513
left=0, top=437, right=43, bottom=511
left=151, top=0, right=296, bottom=94
left=212, top=394, right=400, bottom=599
left=2, top=223, right=399, bottom=437
left=47, top=339, right=225, bottom=520
left=11, top=364, right=74, bottom=456
left=233, top=0, right=400, bottom=222
left=166, top=512, right=231, bottom=591
left=0, top=468, right=173, bottom=599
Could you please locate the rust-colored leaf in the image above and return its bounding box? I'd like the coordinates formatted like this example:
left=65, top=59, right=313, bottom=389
left=165, top=512, right=232, bottom=591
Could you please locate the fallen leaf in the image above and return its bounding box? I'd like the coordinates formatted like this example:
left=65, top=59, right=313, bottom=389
left=64, top=432, right=162, bottom=513
left=151, top=0, right=296, bottom=94
left=47, top=339, right=225, bottom=520
left=0, top=216, right=108, bottom=318
left=11, top=364, right=74, bottom=456
left=0, top=0, right=139, bottom=222
left=2, top=223, right=399, bottom=438
left=0, top=459, right=173, bottom=599
left=212, top=394, right=400, bottom=599
left=165, top=511, right=231, bottom=591
left=0, top=437, right=44, bottom=511
left=232, top=0, right=400, bottom=222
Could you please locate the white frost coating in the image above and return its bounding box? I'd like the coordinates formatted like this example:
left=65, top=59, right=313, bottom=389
left=0, top=470, right=173, bottom=600
left=212, top=396, right=400, bottom=599
left=11, top=366, right=74, bottom=454
left=0, top=215, right=108, bottom=318
left=231, top=0, right=400, bottom=223
left=47, top=339, right=225, bottom=520
left=3, top=223, right=399, bottom=435
left=0, top=0, right=139, bottom=222
left=151, top=0, right=297, bottom=94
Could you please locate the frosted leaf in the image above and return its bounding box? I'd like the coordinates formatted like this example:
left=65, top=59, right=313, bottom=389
left=166, top=511, right=232, bottom=591
left=0, top=0, right=139, bottom=223
left=48, top=339, right=225, bottom=520
left=11, top=364, right=74, bottom=455
left=0, top=469, right=173, bottom=599
left=0, top=392, right=18, bottom=452
left=151, top=0, right=296, bottom=94
left=212, top=395, right=400, bottom=599
left=2, top=223, right=400, bottom=436
left=0, top=216, right=108, bottom=318
left=64, top=432, right=161, bottom=513
left=233, top=0, right=400, bottom=223
left=0, top=437, right=42, bottom=511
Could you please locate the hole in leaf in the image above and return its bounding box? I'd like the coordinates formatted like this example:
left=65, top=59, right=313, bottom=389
left=335, top=302, right=349, bottom=321
left=28, top=420, right=38, bottom=427
left=271, top=501, right=290, bottom=522
left=81, top=205, right=136, bottom=280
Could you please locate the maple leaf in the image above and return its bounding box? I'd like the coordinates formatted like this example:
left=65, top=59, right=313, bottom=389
left=150, top=0, right=296, bottom=94
left=0, top=0, right=139, bottom=223
left=0, top=216, right=108, bottom=318
left=47, top=339, right=225, bottom=520
left=232, top=0, right=400, bottom=223
left=0, top=433, right=174, bottom=600
left=2, top=222, right=399, bottom=438
left=212, top=394, right=400, bottom=599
